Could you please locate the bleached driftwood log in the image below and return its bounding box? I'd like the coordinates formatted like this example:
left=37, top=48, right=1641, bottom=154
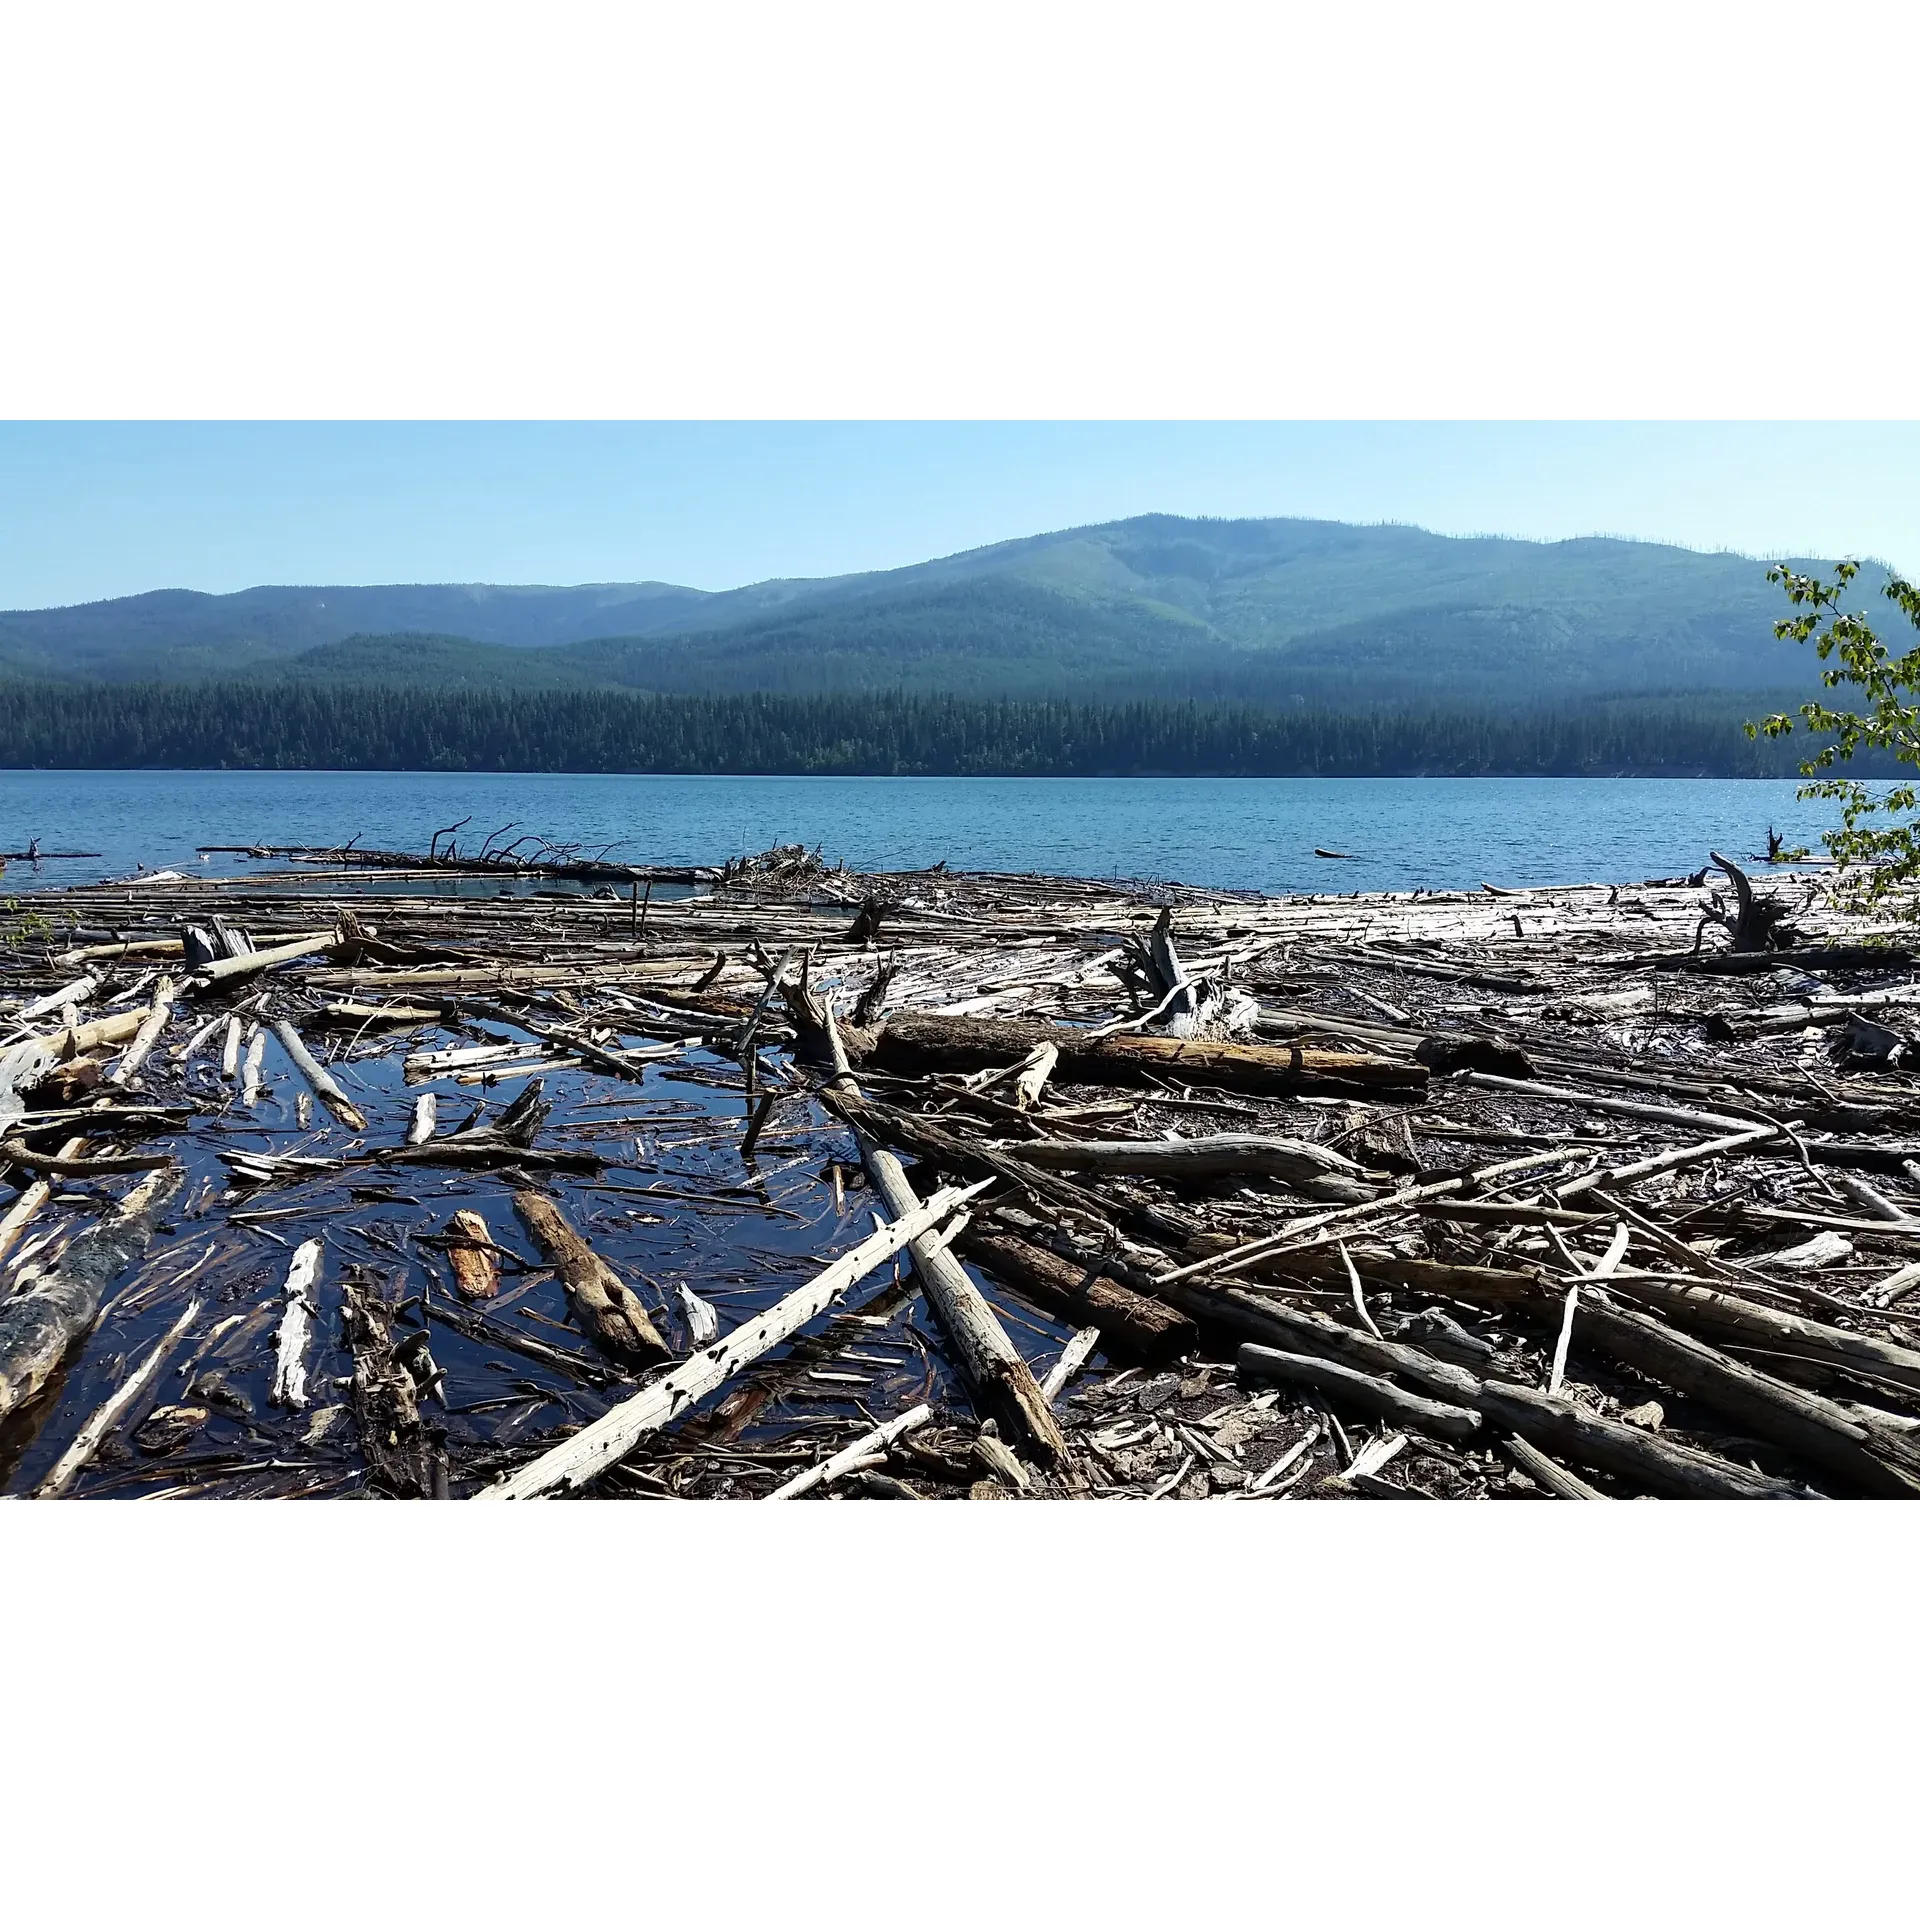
left=407, top=1092, right=438, bottom=1145
left=477, top=1179, right=986, bottom=1499
left=1040, top=1325, right=1101, bottom=1402
left=810, top=993, right=1067, bottom=1464
left=188, top=929, right=338, bottom=988
left=107, top=975, right=176, bottom=1087
left=269, top=1238, right=322, bottom=1409
left=270, top=1018, right=367, bottom=1129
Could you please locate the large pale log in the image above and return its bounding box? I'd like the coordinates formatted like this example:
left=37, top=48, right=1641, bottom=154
left=188, top=929, right=339, bottom=987
left=107, top=976, right=176, bottom=1086
left=478, top=1179, right=985, bottom=1499
left=512, top=1189, right=671, bottom=1365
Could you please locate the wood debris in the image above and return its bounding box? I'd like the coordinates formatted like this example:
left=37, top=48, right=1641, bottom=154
left=2, top=838, right=1919, bottom=1502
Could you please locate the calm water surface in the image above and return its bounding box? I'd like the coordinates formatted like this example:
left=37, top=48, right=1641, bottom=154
left=0, top=769, right=1843, bottom=894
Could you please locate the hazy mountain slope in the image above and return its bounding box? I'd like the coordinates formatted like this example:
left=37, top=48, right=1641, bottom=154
left=0, top=515, right=1865, bottom=698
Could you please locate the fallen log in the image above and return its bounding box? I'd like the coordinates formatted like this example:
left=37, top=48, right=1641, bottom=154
left=0, top=1138, right=88, bottom=1254
left=993, top=1133, right=1376, bottom=1203
left=477, top=1178, right=987, bottom=1498
left=1163, top=1279, right=1796, bottom=1498
left=0, top=1167, right=176, bottom=1420
left=512, top=1189, right=671, bottom=1366
left=844, top=1012, right=1429, bottom=1101
left=107, top=976, right=176, bottom=1087
left=270, top=1018, right=368, bottom=1129
left=811, top=994, right=1067, bottom=1463
left=189, top=929, right=339, bottom=988
left=1568, top=1290, right=1920, bottom=1497
left=1237, top=1343, right=1486, bottom=1446
left=956, top=1223, right=1197, bottom=1366
left=1501, top=1434, right=1609, bottom=1500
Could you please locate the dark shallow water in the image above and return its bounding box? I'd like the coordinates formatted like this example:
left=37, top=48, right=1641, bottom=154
left=0, top=768, right=1847, bottom=894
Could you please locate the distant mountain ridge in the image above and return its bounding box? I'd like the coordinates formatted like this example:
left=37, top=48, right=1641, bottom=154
left=0, top=515, right=1858, bottom=704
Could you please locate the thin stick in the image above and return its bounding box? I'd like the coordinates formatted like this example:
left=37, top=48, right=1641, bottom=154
left=1548, top=1286, right=1581, bottom=1399
left=765, top=1403, right=933, bottom=1500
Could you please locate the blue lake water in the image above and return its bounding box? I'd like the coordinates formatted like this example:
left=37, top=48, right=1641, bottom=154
left=0, top=768, right=1844, bottom=895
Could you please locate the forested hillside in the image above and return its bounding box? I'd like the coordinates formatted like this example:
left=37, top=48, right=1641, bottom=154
left=0, top=516, right=1855, bottom=705
left=0, top=680, right=1818, bottom=778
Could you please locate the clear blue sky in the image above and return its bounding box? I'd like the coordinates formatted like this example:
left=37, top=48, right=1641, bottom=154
left=1, top=422, right=1914, bottom=609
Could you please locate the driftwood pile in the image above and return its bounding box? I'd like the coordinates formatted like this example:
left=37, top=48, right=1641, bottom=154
left=6, top=840, right=1920, bottom=1501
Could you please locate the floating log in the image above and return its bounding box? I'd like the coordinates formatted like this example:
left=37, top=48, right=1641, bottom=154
left=445, top=1208, right=502, bottom=1300
left=512, top=1189, right=670, bottom=1366
left=269, top=1239, right=322, bottom=1409
left=270, top=1018, right=368, bottom=1130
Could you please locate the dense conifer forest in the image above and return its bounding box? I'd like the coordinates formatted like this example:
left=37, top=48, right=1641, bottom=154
left=0, top=681, right=1817, bottom=777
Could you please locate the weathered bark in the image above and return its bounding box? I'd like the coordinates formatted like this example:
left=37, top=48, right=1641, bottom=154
left=837, top=1012, right=1428, bottom=1100
left=512, top=1189, right=671, bottom=1365
left=956, top=1223, right=1197, bottom=1365
left=343, top=1274, right=448, bottom=1498
left=0, top=1169, right=175, bottom=1421
left=445, top=1208, right=502, bottom=1300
